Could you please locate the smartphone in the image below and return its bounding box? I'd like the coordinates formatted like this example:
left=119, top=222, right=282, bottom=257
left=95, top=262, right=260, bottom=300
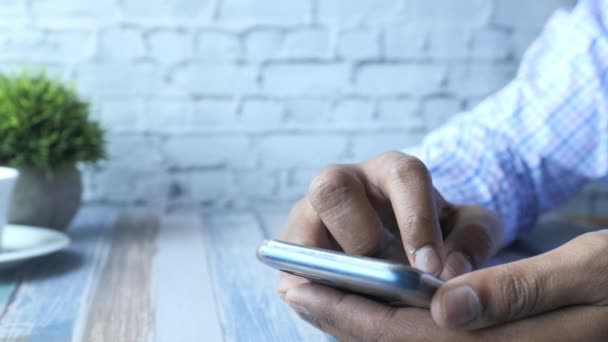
left=257, top=239, right=444, bottom=308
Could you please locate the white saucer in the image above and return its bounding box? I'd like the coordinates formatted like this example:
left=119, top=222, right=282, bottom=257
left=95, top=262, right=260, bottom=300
left=0, top=225, right=71, bottom=270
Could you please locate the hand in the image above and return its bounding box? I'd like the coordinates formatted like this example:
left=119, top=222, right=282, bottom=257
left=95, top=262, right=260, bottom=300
left=278, top=151, right=503, bottom=294
left=283, top=230, right=608, bottom=341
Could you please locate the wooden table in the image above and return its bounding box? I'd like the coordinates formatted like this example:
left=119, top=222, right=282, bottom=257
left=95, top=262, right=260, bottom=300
left=0, top=207, right=601, bottom=341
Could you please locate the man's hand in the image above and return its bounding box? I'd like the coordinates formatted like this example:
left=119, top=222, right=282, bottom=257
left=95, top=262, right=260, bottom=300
left=283, top=230, right=608, bottom=341
left=277, top=151, right=503, bottom=313
left=277, top=151, right=608, bottom=340
left=431, top=229, right=608, bottom=330
left=278, top=151, right=504, bottom=291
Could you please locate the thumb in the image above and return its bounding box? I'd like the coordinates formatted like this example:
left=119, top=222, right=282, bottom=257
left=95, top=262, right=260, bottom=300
left=430, top=229, right=608, bottom=330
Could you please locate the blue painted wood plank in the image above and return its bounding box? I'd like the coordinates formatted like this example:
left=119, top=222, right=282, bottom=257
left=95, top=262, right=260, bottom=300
left=152, top=214, right=223, bottom=342
left=256, top=208, right=346, bottom=342
left=77, top=212, right=158, bottom=342
left=203, top=212, right=327, bottom=342
left=0, top=207, right=115, bottom=341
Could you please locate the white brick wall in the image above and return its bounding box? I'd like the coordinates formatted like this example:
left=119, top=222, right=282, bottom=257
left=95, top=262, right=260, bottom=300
left=2, top=0, right=591, bottom=214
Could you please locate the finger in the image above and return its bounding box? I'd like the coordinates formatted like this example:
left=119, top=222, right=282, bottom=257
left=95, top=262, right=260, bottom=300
left=278, top=198, right=334, bottom=296
left=308, top=165, right=383, bottom=256
left=279, top=198, right=332, bottom=248
left=277, top=273, right=309, bottom=301
left=431, top=229, right=608, bottom=330
left=439, top=205, right=504, bottom=280
left=284, top=282, right=409, bottom=342
left=361, top=151, right=444, bottom=274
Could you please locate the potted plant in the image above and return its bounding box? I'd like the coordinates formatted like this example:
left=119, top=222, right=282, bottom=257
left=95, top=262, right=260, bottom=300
left=0, top=70, right=105, bottom=231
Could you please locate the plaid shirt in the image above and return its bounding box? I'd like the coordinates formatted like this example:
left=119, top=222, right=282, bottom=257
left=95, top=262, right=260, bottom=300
left=409, top=0, right=608, bottom=245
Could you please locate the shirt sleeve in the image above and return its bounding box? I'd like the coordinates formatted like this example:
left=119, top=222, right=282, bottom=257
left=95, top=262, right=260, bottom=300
left=406, top=0, right=608, bottom=246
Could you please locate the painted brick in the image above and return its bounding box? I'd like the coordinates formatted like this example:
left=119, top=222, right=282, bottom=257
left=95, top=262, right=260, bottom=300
left=163, top=136, right=253, bottom=168
left=282, top=29, right=330, bottom=59
left=463, top=96, right=486, bottom=110
left=218, top=0, right=310, bottom=26
left=240, top=99, right=284, bottom=125
left=337, top=30, right=379, bottom=60
left=0, top=63, right=67, bottom=79
left=511, top=30, right=540, bottom=60
left=427, top=28, right=470, bottom=60
left=148, top=30, right=193, bottom=64
left=332, top=99, right=374, bottom=123
left=318, top=0, right=401, bottom=26
left=196, top=31, right=241, bottom=61
left=447, top=63, right=517, bottom=97
left=0, top=1, right=27, bottom=27
left=106, top=135, right=164, bottom=167
left=177, top=170, right=230, bottom=202
left=192, top=99, right=238, bottom=126
left=263, top=63, right=350, bottom=95
left=384, top=27, right=427, bottom=59
left=9, top=0, right=593, bottom=214
left=257, top=134, right=349, bottom=168
left=280, top=169, right=318, bottom=199
left=0, top=31, right=94, bottom=62
left=493, top=0, right=575, bottom=29
left=172, top=63, right=257, bottom=95
left=286, top=98, right=331, bottom=124
left=92, top=168, right=169, bottom=205
left=75, top=62, right=164, bottom=96
left=123, top=0, right=213, bottom=18
left=31, top=0, right=114, bottom=19
left=351, top=132, right=425, bottom=161
left=232, top=169, right=279, bottom=198
left=471, top=29, right=512, bottom=60
left=143, top=99, right=194, bottom=132
left=94, top=98, right=143, bottom=132
left=98, top=27, right=145, bottom=61
left=422, top=97, right=461, bottom=130
left=405, top=0, right=491, bottom=28
left=355, top=64, right=446, bottom=95
left=0, top=1, right=25, bottom=16
left=377, top=99, right=422, bottom=127
left=79, top=165, right=95, bottom=203
left=244, top=29, right=283, bottom=61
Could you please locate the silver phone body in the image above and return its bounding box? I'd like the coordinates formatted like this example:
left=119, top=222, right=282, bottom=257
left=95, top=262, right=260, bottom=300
left=257, top=239, right=444, bottom=308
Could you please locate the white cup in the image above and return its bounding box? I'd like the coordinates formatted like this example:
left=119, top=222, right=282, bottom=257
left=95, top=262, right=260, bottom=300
left=0, top=167, right=19, bottom=251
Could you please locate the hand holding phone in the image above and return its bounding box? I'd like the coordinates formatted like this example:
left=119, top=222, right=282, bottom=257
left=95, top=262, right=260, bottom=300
left=257, top=239, right=444, bottom=308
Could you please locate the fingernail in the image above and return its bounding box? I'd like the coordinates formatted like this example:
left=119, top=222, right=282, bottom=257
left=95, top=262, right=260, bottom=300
left=415, top=245, right=442, bottom=274
left=440, top=285, right=481, bottom=328
left=442, top=252, right=472, bottom=279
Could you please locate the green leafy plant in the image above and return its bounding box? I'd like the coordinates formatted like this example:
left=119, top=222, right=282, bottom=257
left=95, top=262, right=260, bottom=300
left=0, top=70, right=105, bottom=174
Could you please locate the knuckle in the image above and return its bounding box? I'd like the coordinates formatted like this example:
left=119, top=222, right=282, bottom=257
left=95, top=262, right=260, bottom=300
left=403, top=213, right=436, bottom=240
left=463, top=223, right=495, bottom=268
left=570, top=231, right=608, bottom=304
left=308, top=165, right=356, bottom=209
left=494, top=267, right=543, bottom=321
left=575, top=231, right=608, bottom=254
left=377, top=150, right=407, bottom=162
left=389, top=156, right=429, bottom=183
